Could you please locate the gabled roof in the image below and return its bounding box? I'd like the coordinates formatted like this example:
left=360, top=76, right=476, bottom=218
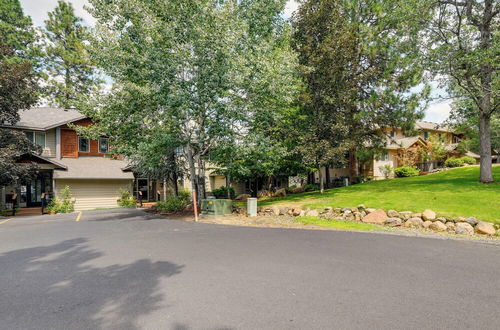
left=53, top=157, right=134, bottom=180
left=18, top=153, right=68, bottom=169
left=415, top=121, right=450, bottom=133
left=386, top=136, right=427, bottom=150
left=7, top=107, right=86, bottom=130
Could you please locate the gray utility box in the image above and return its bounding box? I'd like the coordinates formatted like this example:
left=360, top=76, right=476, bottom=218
left=201, top=199, right=233, bottom=215
left=247, top=198, right=257, bottom=217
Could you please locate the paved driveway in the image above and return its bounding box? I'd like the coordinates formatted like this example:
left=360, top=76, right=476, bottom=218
left=0, top=209, right=499, bottom=330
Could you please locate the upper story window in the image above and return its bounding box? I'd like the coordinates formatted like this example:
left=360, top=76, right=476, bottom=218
left=99, top=137, right=109, bottom=153
left=453, top=135, right=460, bottom=143
left=78, top=137, right=89, bottom=152
left=423, top=131, right=429, bottom=140
left=389, top=130, right=395, bottom=138
left=25, top=131, right=46, bottom=148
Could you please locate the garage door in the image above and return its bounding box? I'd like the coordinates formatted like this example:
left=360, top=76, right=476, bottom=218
left=55, top=179, right=133, bottom=211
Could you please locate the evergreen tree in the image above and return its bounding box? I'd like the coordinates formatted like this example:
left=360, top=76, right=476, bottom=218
left=43, top=1, right=99, bottom=108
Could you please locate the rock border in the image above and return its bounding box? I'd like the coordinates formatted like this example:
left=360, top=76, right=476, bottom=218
left=251, top=205, right=499, bottom=237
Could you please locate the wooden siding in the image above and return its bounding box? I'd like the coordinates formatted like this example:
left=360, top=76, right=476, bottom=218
left=55, top=179, right=133, bottom=211
left=61, top=129, right=78, bottom=158
left=41, top=128, right=56, bottom=158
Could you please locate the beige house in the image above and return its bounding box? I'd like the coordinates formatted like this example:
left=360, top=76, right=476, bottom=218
left=310, top=121, right=479, bottom=184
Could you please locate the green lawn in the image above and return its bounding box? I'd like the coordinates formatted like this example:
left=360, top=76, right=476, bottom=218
left=259, top=165, right=500, bottom=224
left=296, top=216, right=388, bottom=231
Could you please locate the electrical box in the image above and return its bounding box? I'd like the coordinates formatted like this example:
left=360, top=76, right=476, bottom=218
left=201, top=199, right=233, bottom=215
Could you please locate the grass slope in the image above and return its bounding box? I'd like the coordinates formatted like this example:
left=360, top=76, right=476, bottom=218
left=261, top=165, right=500, bottom=223
left=296, top=216, right=387, bottom=231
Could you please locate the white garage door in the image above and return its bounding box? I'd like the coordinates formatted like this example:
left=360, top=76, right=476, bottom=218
left=55, top=179, right=133, bottom=211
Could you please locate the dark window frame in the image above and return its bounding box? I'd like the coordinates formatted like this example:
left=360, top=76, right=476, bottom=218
left=78, top=137, right=90, bottom=152
left=98, top=137, right=109, bottom=153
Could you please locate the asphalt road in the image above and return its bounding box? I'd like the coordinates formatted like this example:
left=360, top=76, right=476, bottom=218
left=0, top=209, right=499, bottom=330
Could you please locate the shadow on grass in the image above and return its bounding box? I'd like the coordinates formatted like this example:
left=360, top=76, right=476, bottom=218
left=0, top=238, right=183, bottom=329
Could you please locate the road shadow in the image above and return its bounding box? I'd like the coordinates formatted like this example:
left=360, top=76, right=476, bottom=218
left=0, top=238, right=183, bottom=329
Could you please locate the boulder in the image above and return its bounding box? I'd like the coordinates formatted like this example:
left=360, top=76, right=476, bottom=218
left=299, top=210, right=306, bottom=217
left=234, top=194, right=251, bottom=202
left=344, top=213, right=355, bottom=221
left=279, top=207, right=289, bottom=215
left=456, top=217, right=466, bottom=223
left=293, top=186, right=305, bottom=193
left=385, top=217, right=402, bottom=227
left=399, top=211, right=413, bottom=220
left=334, top=207, right=342, bottom=214
left=387, top=210, right=400, bottom=218
left=350, top=207, right=358, bottom=213
left=271, top=206, right=280, bottom=216
left=274, top=188, right=287, bottom=197
left=464, top=217, right=479, bottom=226
left=404, top=217, right=424, bottom=228
left=342, top=207, right=351, bottom=213
left=423, top=220, right=433, bottom=229
left=422, top=209, right=436, bottom=221
left=362, top=209, right=388, bottom=224
left=474, top=222, right=495, bottom=235
left=343, top=209, right=352, bottom=216
left=305, top=209, right=319, bottom=217
left=365, top=208, right=376, bottom=214
left=435, top=217, right=447, bottom=223
left=446, top=222, right=456, bottom=232
left=429, top=221, right=447, bottom=231
left=323, top=207, right=333, bottom=213
left=292, top=207, right=302, bottom=216
left=412, top=213, right=422, bottom=218
left=353, top=212, right=362, bottom=221
left=357, top=204, right=366, bottom=211
left=455, top=222, right=474, bottom=236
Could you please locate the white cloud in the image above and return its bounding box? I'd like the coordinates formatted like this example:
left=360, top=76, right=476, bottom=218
left=424, top=101, right=452, bottom=123
left=283, top=0, right=300, bottom=19
left=20, top=0, right=95, bottom=27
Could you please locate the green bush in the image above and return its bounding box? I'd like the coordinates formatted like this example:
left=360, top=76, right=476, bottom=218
left=157, top=195, right=190, bottom=213
left=117, top=189, right=136, bottom=208
left=48, top=186, right=75, bottom=213
left=460, top=156, right=476, bottom=165
left=394, top=166, right=420, bottom=177
left=211, top=186, right=235, bottom=199
left=304, top=184, right=319, bottom=191
left=444, top=157, right=464, bottom=168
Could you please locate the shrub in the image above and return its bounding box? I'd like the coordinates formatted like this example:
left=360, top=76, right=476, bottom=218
left=211, top=186, right=235, bottom=199
left=460, top=156, right=476, bottom=165
left=304, top=184, right=319, bottom=191
left=117, top=189, right=136, bottom=208
left=157, top=195, right=190, bottom=213
left=378, top=164, right=393, bottom=179
left=394, top=166, right=420, bottom=177
left=444, top=157, right=464, bottom=168
left=48, top=186, right=75, bottom=213
left=285, top=185, right=297, bottom=194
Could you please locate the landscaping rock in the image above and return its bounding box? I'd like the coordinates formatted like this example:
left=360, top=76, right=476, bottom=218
left=435, top=217, right=447, bottom=223
left=271, top=206, right=280, bottom=216
left=323, top=207, right=333, bottom=214
left=399, top=211, right=413, bottom=220
left=404, top=217, right=424, bottom=228
left=274, top=188, right=287, bottom=197
left=455, top=223, right=474, bottom=236
left=474, top=222, right=495, bottom=235
left=423, top=220, right=433, bottom=229
left=365, top=208, right=376, bottom=214
left=412, top=213, right=422, bottom=218
left=279, top=207, right=289, bottom=216
left=344, top=213, right=355, bottom=221
left=385, top=217, right=402, bottom=227
left=456, top=217, right=466, bottom=222
left=357, top=204, right=365, bottom=211
left=234, top=194, right=251, bottom=202
left=293, top=186, right=305, bottom=193
left=342, top=207, right=351, bottom=213
left=353, top=212, right=362, bottom=221
left=387, top=210, right=399, bottom=218
left=362, top=209, right=388, bottom=224
left=422, top=209, right=437, bottom=221
left=446, top=222, right=456, bottom=232
left=429, top=221, right=447, bottom=232
left=343, top=209, right=352, bottom=216
left=360, top=211, right=367, bottom=218
left=350, top=207, right=358, bottom=213
left=292, top=207, right=302, bottom=216
left=334, top=207, right=342, bottom=214
left=305, top=209, right=319, bottom=217
left=299, top=210, right=306, bottom=217
left=464, top=217, right=479, bottom=226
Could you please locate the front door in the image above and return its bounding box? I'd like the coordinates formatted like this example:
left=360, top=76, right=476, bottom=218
left=136, top=179, right=149, bottom=201
left=26, top=172, right=53, bottom=207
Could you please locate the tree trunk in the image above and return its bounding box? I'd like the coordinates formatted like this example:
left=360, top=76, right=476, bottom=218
left=479, top=113, right=493, bottom=183
left=226, top=174, right=232, bottom=199
left=325, top=165, right=330, bottom=189
left=163, top=178, right=167, bottom=201
left=349, top=149, right=359, bottom=182
left=196, top=154, right=206, bottom=203
left=318, top=166, right=324, bottom=193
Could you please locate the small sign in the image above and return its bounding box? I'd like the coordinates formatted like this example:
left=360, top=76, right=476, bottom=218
left=12, top=193, right=17, bottom=200
left=41, top=193, right=46, bottom=199
left=138, top=191, right=142, bottom=196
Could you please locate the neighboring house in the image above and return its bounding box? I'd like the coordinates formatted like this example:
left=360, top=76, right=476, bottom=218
left=0, top=107, right=276, bottom=211
left=310, top=121, right=480, bottom=183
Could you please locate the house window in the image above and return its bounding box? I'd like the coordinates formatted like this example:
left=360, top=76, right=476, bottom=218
left=25, top=131, right=46, bottom=148
left=423, top=131, right=429, bottom=140
left=99, top=138, right=109, bottom=153
left=453, top=135, right=460, bottom=143
left=390, top=130, right=395, bottom=138
left=78, top=137, right=89, bottom=152
left=378, top=150, right=389, bottom=161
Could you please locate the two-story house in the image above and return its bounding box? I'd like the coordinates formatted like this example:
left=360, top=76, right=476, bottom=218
left=310, top=121, right=480, bottom=184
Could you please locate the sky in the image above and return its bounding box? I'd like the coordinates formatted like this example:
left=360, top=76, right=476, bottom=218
left=19, top=0, right=451, bottom=123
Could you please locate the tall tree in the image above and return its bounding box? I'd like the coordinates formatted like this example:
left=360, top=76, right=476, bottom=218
left=80, top=0, right=293, bottom=204
left=0, top=0, right=40, bottom=187
left=292, top=0, right=429, bottom=184
left=424, top=0, right=499, bottom=183
left=43, top=0, right=99, bottom=108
